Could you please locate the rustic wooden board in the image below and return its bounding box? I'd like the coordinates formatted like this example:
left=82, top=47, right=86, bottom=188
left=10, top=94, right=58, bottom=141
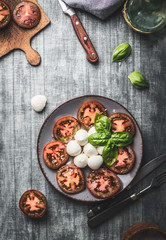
left=0, top=0, right=50, bottom=66
left=0, top=0, right=166, bottom=239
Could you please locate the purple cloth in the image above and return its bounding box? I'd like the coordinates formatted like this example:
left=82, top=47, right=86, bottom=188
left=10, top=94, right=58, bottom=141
left=64, top=0, right=125, bottom=20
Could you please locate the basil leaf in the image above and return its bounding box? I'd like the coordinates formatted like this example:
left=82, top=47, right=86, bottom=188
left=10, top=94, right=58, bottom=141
left=88, top=132, right=111, bottom=147
left=128, top=72, right=149, bottom=90
left=94, top=113, right=111, bottom=134
left=112, top=43, right=131, bottom=62
left=110, top=132, right=133, bottom=147
left=102, top=141, right=118, bottom=167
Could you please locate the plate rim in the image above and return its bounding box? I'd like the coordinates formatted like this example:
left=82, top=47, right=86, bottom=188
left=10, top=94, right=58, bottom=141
left=37, top=94, right=143, bottom=202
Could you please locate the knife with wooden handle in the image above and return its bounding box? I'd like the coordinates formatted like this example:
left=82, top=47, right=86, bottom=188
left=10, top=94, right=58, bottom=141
left=58, top=0, right=99, bottom=63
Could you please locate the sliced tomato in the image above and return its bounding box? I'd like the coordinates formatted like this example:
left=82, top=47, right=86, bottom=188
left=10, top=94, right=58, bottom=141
left=0, top=1, right=11, bottom=29
left=43, top=141, right=68, bottom=169
left=57, top=164, right=85, bottom=194
left=53, top=116, right=81, bottom=144
left=19, top=190, right=47, bottom=218
left=109, top=113, right=135, bottom=136
left=77, top=101, right=107, bottom=130
left=107, top=146, right=135, bottom=174
left=87, top=169, right=121, bottom=199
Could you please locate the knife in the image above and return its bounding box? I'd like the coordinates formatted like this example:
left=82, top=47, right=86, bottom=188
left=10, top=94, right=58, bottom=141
left=87, top=154, right=166, bottom=218
left=58, top=0, right=99, bottom=63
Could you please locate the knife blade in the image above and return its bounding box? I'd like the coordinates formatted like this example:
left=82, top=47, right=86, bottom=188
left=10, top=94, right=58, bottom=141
left=87, top=154, right=166, bottom=218
left=58, top=0, right=99, bottom=63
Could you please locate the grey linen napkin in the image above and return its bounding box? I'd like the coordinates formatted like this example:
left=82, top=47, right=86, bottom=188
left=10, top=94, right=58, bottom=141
left=64, top=0, right=125, bottom=20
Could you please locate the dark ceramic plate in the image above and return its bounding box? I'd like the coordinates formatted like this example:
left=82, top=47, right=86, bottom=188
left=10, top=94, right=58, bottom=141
left=37, top=95, right=143, bottom=202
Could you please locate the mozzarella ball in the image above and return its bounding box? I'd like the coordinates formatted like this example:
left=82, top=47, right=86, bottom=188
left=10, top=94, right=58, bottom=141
left=97, top=146, right=104, bottom=155
left=31, top=95, right=47, bottom=112
left=74, top=154, right=88, bottom=168
left=88, top=126, right=97, bottom=137
left=67, top=140, right=81, bottom=156
left=88, top=156, right=103, bottom=170
left=83, top=143, right=97, bottom=157
left=74, top=129, right=88, bottom=146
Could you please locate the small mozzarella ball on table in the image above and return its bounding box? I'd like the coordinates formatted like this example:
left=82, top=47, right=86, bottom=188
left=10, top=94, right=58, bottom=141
left=83, top=143, right=97, bottom=157
left=67, top=140, right=81, bottom=156
left=97, top=146, right=104, bottom=155
left=31, top=95, right=47, bottom=112
left=74, top=154, right=88, bottom=168
left=74, top=129, right=88, bottom=146
left=88, top=156, right=103, bottom=170
left=88, top=126, right=96, bottom=137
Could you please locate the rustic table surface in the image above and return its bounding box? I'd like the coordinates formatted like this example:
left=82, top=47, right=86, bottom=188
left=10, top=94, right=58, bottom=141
left=0, top=1, right=166, bottom=240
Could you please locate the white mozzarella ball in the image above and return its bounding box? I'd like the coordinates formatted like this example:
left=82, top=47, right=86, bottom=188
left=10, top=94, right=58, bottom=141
left=88, top=126, right=97, bottom=137
left=83, top=143, right=98, bottom=157
left=74, top=154, right=88, bottom=168
left=31, top=95, right=47, bottom=112
left=97, top=146, right=104, bottom=155
left=88, top=156, right=103, bottom=170
left=67, top=140, right=81, bottom=156
left=74, top=129, right=88, bottom=146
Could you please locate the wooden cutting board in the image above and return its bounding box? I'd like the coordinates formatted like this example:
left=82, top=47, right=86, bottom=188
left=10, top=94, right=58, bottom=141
left=0, top=0, right=50, bottom=66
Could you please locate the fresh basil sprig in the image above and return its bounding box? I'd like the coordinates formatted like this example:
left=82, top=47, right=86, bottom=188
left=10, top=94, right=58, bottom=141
left=102, top=139, right=118, bottom=167
left=88, top=113, right=133, bottom=167
left=94, top=113, right=111, bottom=134
left=110, top=132, right=133, bottom=147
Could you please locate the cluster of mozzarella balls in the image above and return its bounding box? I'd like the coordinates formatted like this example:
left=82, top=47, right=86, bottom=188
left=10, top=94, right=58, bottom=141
left=66, top=127, right=104, bottom=170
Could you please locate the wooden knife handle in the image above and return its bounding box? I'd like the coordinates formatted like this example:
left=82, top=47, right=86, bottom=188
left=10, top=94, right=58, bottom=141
left=70, top=14, right=99, bottom=63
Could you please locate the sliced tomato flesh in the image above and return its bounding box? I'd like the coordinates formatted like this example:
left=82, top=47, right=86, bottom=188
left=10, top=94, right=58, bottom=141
left=83, top=105, right=101, bottom=125
left=112, top=119, right=132, bottom=133
left=59, top=169, right=81, bottom=191
left=115, top=149, right=129, bottom=168
left=58, top=120, right=77, bottom=138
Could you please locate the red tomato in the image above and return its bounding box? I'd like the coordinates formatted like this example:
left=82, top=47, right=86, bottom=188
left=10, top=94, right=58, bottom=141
left=77, top=101, right=107, bottom=130
left=43, top=141, right=68, bottom=169
left=57, top=164, right=85, bottom=194
left=0, top=1, right=11, bottom=29
left=107, top=146, right=135, bottom=174
left=53, top=116, right=81, bottom=144
left=109, top=113, right=135, bottom=136
left=87, top=169, right=121, bottom=199
left=19, top=190, right=47, bottom=218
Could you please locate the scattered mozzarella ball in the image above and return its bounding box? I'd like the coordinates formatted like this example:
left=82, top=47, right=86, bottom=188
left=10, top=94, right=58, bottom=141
left=88, top=126, right=97, bottom=137
left=97, top=146, right=104, bottom=155
left=83, top=143, right=98, bottom=157
left=88, top=156, right=103, bottom=170
left=74, top=129, right=88, bottom=146
left=31, top=95, right=47, bottom=112
left=74, top=154, right=88, bottom=168
left=67, top=140, right=81, bottom=156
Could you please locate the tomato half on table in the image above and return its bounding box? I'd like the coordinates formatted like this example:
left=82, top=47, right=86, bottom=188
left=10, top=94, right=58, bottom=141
left=87, top=169, right=121, bottom=199
left=107, top=146, right=135, bottom=174
left=53, top=116, right=81, bottom=144
left=57, top=164, right=85, bottom=194
left=77, top=100, right=107, bottom=130
left=43, top=141, right=68, bottom=169
left=19, top=190, right=47, bottom=218
left=109, top=113, right=135, bottom=136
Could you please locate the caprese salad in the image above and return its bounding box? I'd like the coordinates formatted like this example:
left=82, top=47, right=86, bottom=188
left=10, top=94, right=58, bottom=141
left=43, top=100, right=136, bottom=199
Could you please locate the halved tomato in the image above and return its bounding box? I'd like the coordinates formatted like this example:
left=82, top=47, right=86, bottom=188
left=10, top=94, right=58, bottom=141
left=57, top=164, right=85, bottom=194
left=77, top=100, right=107, bottom=130
left=53, top=116, right=81, bottom=144
left=87, top=169, right=121, bottom=199
left=107, top=146, right=135, bottom=174
left=43, top=141, right=68, bottom=169
left=19, top=190, right=47, bottom=218
left=109, top=113, right=135, bottom=136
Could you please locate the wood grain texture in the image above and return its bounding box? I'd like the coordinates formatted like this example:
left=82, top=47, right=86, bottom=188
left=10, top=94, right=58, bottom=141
left=0, top=0, right=166, bottom=239
left=0, top=0, right=50, bottom=66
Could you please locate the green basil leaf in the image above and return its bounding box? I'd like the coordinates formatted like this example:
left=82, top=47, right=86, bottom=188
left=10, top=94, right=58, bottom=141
left=110, top=132, right=133, bottom=147
left=94, top=113, right=111, bottom=134
left=112, top=43, right=131, bottom=62
left=128, top=72, right=149, bottom=90
left=88, top=132, right=111, bottom=147
left=102, top=141, right=118, bottom=167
